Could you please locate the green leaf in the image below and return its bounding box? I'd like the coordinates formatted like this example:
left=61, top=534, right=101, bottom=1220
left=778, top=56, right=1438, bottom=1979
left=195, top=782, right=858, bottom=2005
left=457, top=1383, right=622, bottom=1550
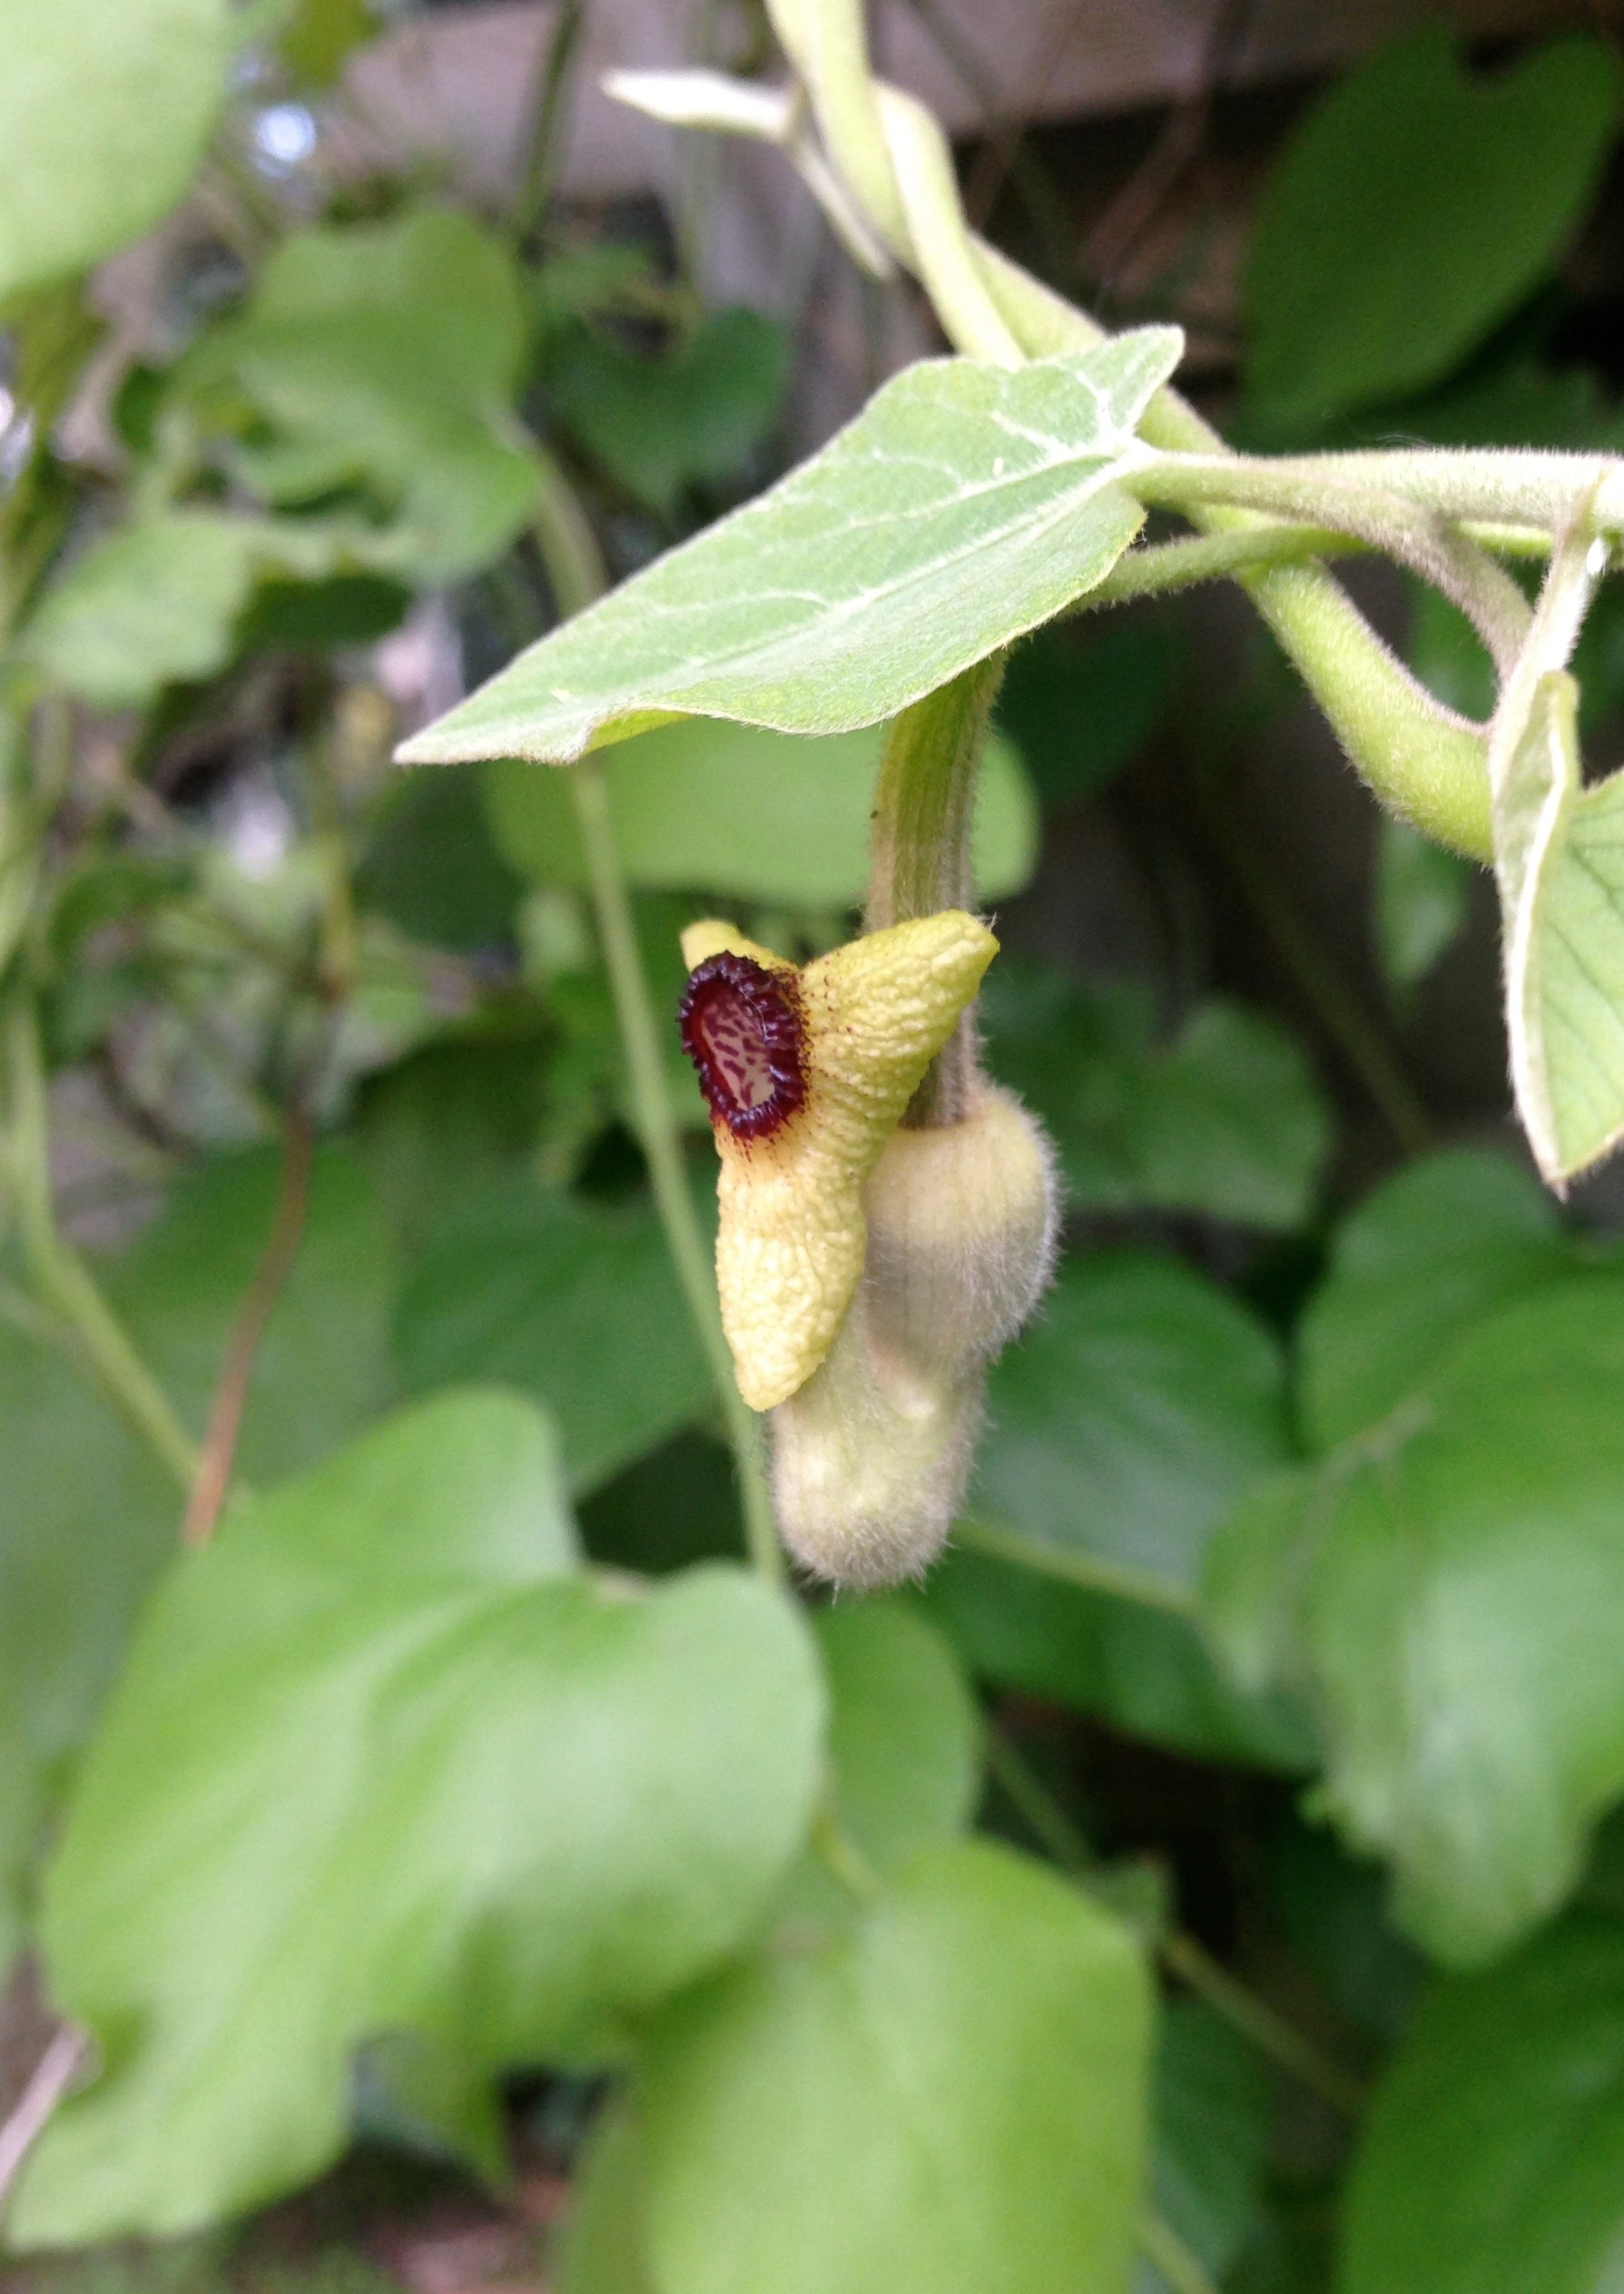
left=809, top=1600, right=981, bottom=1894
left=1207, top=1275, right=1624, bottom=1963
left=636, top=1839, right=1152, bottom=2294
left=983, top=962, right=1328, bottom=1231
left=193, top=208, right=539, bottom=581
left=1245, top=29, right=1623, bottom=422
left=1342, top=1917, right=1624, bottom=2294
left=1147, top=2001, right=1270, bottom=2289
left=391, top=1180, right=714, bottom=1493
left=277, top=0, right=378, bottom=87
left=398, top=330, right=1184, bottom=766
left=546, top=307, right=790, bottom=515
left=973, top=1251, right=1292, bottom=1598
left=1375, top=816, right=1475, bottom=994
left=21, top=514, right=343, bottom=708
left=924, top=1543, right=1314, bottom=1771
left=0, top=1147, right=394, bottom=1936
left=1492, top=674, right=1624, bottom=1184
left=481, top=717, right=1037, bottom=908
left=0, top=0, right=230, bottom=307
left=13, top=1394, right=824, bottom=2244
left=1299, top=1146, right=1573, bottom=1447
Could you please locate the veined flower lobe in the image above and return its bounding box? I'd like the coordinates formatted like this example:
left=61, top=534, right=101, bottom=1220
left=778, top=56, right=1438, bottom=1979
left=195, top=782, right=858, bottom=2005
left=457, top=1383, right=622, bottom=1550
left=677, top=911, right=998, bottom=1412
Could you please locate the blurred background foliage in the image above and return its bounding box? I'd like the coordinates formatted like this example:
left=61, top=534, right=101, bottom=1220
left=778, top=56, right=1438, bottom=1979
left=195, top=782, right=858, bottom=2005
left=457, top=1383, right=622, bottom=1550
left=7, top=4, right=1624, bottom=2292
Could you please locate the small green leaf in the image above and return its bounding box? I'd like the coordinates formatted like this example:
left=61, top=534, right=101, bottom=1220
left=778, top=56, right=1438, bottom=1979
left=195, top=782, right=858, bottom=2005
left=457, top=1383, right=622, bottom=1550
left=637, top=1840, right=1152, bottom=2294
left=1299, top=1146, right=1573, bottom=1446
left=481, top=717, right=1037, bottom=907
left=397, top=330, right=1184, bottom=765
left=13, top=1394, right=823, bottom=2244
left=391, top=1180, right=714, bottom=1493
left=973, top=1252, right=1292, bottom=1598
left=22, top=514, right=344, bottom=709
left=0, top=0, right=230, bottom=306
left=983, top=962, right=1327, bottom=1231
left=189, top=208, right=540, bottom=581
left=1343, top=1918, right=1624, bottom=2294
left=1375, top=816, right=1476, bottom=994
left=545, top=307, right=790, bottom=515
left=1246, top=30, right=1623, bottom=422
left=1207, top=1275, right=1624, bottom=1963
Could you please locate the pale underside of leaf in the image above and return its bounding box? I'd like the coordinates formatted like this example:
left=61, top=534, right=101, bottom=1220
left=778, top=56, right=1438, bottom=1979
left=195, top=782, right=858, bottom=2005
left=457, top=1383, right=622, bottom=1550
left=396, top=329, right=1183, bottom=767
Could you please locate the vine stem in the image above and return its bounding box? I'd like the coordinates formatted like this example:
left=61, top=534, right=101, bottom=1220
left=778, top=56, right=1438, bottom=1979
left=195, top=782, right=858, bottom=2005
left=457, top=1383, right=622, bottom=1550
left=524, top=458, right=784, bottom=1585
left=0, top=2026, right=86, bottom=2210
left=1139, top=2210, right=1219, bottom=2294
left=568, top=764, right=782, bottom=1587
left=2, top=995, right=198, bottom=1493
left=181, top=1104, right=315, bottom=1547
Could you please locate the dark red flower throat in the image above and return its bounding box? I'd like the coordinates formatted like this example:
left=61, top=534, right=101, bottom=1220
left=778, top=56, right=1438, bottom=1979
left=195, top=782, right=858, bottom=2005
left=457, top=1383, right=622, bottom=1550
left=678, top=952, right=807, bottom=1140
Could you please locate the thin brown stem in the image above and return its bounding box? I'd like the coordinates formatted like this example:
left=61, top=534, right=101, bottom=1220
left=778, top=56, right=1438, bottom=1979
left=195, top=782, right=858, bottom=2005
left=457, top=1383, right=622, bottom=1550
left=0, top=2025, right=87, bottom=2209
left=181, top=1105, right=316, bottom=1547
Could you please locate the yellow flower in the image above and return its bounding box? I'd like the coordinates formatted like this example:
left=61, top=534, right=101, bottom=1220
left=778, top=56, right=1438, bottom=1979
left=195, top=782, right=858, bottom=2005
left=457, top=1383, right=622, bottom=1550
left=678, top=911, right=998, bottom=1411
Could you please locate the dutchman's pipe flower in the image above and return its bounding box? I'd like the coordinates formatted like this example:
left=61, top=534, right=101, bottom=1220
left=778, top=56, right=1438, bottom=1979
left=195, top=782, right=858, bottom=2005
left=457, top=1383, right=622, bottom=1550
left=677, top=911, right=998, bottom=1412
left=679, top=911, right=1058, bottom=1588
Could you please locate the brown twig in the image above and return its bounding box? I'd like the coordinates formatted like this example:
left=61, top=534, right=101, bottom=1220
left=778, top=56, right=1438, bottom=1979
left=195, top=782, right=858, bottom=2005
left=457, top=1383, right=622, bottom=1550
left=0, top=2026, right=87, bottom=2209
left=181, top=1102, right=317, bottom=1547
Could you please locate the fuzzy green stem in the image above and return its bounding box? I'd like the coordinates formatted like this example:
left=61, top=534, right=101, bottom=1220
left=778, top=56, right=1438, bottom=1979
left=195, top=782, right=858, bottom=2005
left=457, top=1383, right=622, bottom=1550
left=1082, top=525, right=1363, bottom=608
left=569, top=764, right=782, bottom=1585
left=1133, top=456, right=1533, bottom=677
left=963, top=236, right=1497, bottom=859
left=864, top=655, right=1005, bottom=1125
left=3, top=995, right=199, bottom=1492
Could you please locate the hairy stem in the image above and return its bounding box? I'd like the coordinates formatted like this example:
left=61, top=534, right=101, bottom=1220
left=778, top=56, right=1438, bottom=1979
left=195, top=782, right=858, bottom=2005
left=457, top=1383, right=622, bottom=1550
left=865, top=655, right=1005, bottom=1124
left=963, top=237, right=1497, bottom=859
left=1133, top=456, right=1533, bottom=677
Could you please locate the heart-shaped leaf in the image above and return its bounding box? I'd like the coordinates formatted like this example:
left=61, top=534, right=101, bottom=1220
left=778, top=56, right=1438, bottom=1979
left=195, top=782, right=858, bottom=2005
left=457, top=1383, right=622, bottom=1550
left=628, top=1841, right=1151, bottom=2294
left=1246, top=29, right=1622, bottom=423
left=1206, top=1275, right=1624, bottom=1964
left=397, top=330, right=1183, bottom=765
left=11, top=1392, right=823, bottom=2245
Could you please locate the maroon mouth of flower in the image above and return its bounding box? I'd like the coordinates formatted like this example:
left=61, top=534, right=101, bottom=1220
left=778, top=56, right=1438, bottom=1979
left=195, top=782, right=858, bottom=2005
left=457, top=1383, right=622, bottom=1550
left=678, top=952, right=807, bottom=1141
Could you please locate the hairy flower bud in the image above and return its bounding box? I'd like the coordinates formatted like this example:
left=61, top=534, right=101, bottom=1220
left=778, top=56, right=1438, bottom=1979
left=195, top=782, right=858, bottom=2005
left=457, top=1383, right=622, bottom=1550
left=772, top=1085, right=1059, bottom=1588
